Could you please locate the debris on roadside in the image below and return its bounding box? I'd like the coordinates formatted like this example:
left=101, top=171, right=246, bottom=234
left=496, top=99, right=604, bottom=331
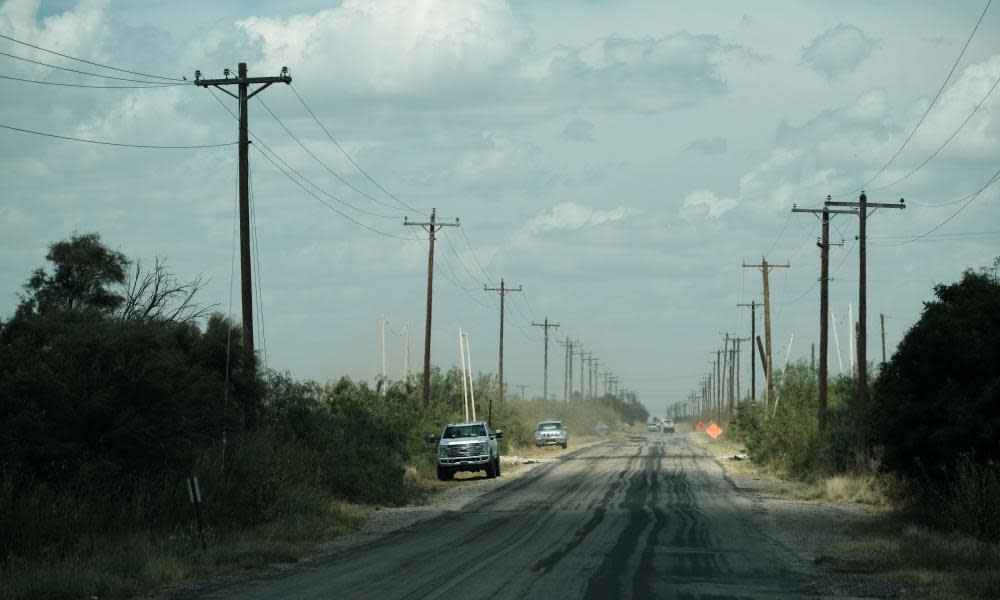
left=502, top=455, right=557, bottom=465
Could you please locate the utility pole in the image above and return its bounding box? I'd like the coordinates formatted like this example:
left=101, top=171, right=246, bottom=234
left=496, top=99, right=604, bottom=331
left=793, top=199, right=850, bottom=431
left=517, top=384, right=529, bottom=402
left=195, top=63, right=291, bottom=427
left=484, top=279, right=522, bottom=425
left=826, top=192, right=905, bottom=453
left=880, top=313, right=888, bottom=365
left=532, top=318, right=560, bottom=401
left=405, top=208, right=460, bottom=408
left=580, top=351, right=590, bottom=401
left=558, top=338, right=575, bottom=401
left=737, top=301, right=760, bottom=402
left=743, top=258, right=790, bottom=408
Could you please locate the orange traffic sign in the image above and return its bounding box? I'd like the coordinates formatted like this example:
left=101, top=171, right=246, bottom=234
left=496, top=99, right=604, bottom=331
left=706, top=422, right=723, bottom=439
left=695, top=421, right=706, bottom=431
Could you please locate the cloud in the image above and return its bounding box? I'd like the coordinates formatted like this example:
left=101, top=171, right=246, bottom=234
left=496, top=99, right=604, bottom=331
left=802, top=24, right=879, bottom=79
left=523, top=202, right=633, bottom=235
left=527, top=31, right=737, bottom=112
left=681, top=189, right=737, bottom=220
left=686, top=136, right=727, bottom=155
left=237, top=0, right=528, bottom=97
left=562, top=119, right=594, bottom=142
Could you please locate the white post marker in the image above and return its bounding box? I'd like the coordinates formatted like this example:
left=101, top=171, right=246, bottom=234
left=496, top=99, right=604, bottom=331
left=830, top=307, right=844, bottom=374
left=465, top=332, right=477, bottom=421
left=848, top=303, right=855, bottom=374
left=459, top=328, right=469, bottom=422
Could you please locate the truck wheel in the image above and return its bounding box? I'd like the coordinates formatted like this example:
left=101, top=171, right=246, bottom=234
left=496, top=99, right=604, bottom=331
left=485, top=458, right=498, bottom=479
left=437, top=466, right=453, bottom=481
left=495, top=457, right=502, bottom=477
left=561, top=442, right=567, bottom=449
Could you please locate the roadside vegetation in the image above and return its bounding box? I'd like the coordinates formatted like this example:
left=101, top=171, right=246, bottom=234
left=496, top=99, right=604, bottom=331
left=707, top=257, right=1000, bottom=598
left=0, top=233, right=648, bottom=600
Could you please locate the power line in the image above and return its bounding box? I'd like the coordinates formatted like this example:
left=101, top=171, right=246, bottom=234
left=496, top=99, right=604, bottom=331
left=288, top=84, right=420, bottom=212
left=0, top=122, right=234, bottom=148
left=0, top=49, right=184, bottom=84
left=870, top=71, right=1000, bottom=194
left=460, top=226, right=495, bottom=282
left=0, top=73, right=183, bottom=88
left=0, top=31, right=185, bottom=81
left=207, top=88, right=406, bottom=230
left=251, top=143, right=411, bottom=240
left=874, top=167, right=1000, bottom=247
left=255, top=95, right=407, bottom=217
left=850, top=0, right=992, bottom=193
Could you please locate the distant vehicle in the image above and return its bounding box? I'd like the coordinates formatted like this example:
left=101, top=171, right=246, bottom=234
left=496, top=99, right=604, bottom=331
left=535, top=420, right=568, bottom=448
left=662, top=418, right=675, bottom=433
left=426, top=421, right=502, bottom=481
left=647, top=421, right=660, bottom=433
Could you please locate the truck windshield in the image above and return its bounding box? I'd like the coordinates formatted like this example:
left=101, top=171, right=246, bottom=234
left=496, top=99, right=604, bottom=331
left=443, top=424, right=488, bottom=439
left=537, top=423, right=561, bottom=431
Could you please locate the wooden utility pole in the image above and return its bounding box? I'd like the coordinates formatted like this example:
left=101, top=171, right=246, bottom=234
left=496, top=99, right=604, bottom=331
left=532, top=318, right=560, bottom=401
left=880, top=313, right=888, bottom=365
left=737, top=301, right=760, bottom=402
left=793, top=199, right=850, bottom=431
left=580, top=351, right=590, bottom=401
left=743, top=258, right=790, bottom=408
left=826, top=193, right=905, bottom=453
left=405, top=209, right=460, bottom=409
left=195, top=63, right=291, bottom=427
left=558, top=338, right=576, bottom=401
left=517, top=384, right=529, bottom=402
left=484, top=279, right=521, bottom=424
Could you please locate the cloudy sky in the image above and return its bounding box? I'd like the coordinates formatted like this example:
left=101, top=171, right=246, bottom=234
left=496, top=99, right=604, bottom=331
left=1, top=0, right=998, bottom=416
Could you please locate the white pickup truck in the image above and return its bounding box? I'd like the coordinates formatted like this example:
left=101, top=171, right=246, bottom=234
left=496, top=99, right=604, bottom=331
left=426, top=421, right=503, bottom=481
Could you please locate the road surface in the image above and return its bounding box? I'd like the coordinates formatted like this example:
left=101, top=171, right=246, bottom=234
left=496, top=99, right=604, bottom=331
left=178, top=433, right=865, bottom=599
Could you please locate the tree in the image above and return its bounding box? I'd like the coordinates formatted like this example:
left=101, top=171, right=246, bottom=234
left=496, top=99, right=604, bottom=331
left=18, top=233, right=128, bottom=315
left=873, top=260, right=1000, bottom=480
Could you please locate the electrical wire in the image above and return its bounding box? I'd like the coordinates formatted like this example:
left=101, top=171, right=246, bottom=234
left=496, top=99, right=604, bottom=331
left=0, top=49, right=187, bottom=84
left=0, top=122, right=235, bottom=148
left=0, top=31, right=186, bottom=81
left=254, top=96, right=406, bottom=218
left=0, top=73, right=183, bottom=88
left=849, top=0, right=992, bottom=193
left=764, top=210, right=792, bottom=258
left=205, top=88, right=409, bottom=239
left=459, top=226, right=495, bottom=283
left=869, top=71, right=1000, bottom=194
left=873, top=166, right=1000, bottom=246
left=248, top=157, right=269, bottom=374
left=288, top=84, right=420, bottom=212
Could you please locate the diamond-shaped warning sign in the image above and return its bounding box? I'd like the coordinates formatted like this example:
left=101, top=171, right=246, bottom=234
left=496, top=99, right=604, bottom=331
left=695, top=420, right=706, bottom=432
left=706, top=422, right=723, bottom=439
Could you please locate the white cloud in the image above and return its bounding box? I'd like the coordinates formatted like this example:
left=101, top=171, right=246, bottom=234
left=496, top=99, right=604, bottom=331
left=802, top=24, right=879, bottom=80
left=0, top=0, right=110, bottom=62
left=237, top=0, right=526, bottom=97
left=523, top=202, right=633, bottom=235
left=681, top=189, right=738, bottom=220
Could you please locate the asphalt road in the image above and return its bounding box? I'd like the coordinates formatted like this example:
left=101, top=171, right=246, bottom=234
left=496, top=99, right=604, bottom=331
left=178, top=433, right=859, bottom=600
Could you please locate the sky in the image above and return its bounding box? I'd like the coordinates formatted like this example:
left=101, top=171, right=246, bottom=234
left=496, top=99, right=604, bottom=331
left=1, top=0, right=998, bottom=417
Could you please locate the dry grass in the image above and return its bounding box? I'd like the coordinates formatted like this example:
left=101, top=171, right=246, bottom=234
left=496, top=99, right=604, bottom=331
left=0, top=501, right=371, bottom=600
left=818, top=522, right=1000, bottom=599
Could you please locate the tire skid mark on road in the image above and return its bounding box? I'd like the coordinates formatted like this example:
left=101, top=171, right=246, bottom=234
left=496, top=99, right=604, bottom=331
left=397, top=440, right=631, bottom=600
left=528, top=439, right=645, bottom=578
left=582, top=439, right=664, bottom=600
